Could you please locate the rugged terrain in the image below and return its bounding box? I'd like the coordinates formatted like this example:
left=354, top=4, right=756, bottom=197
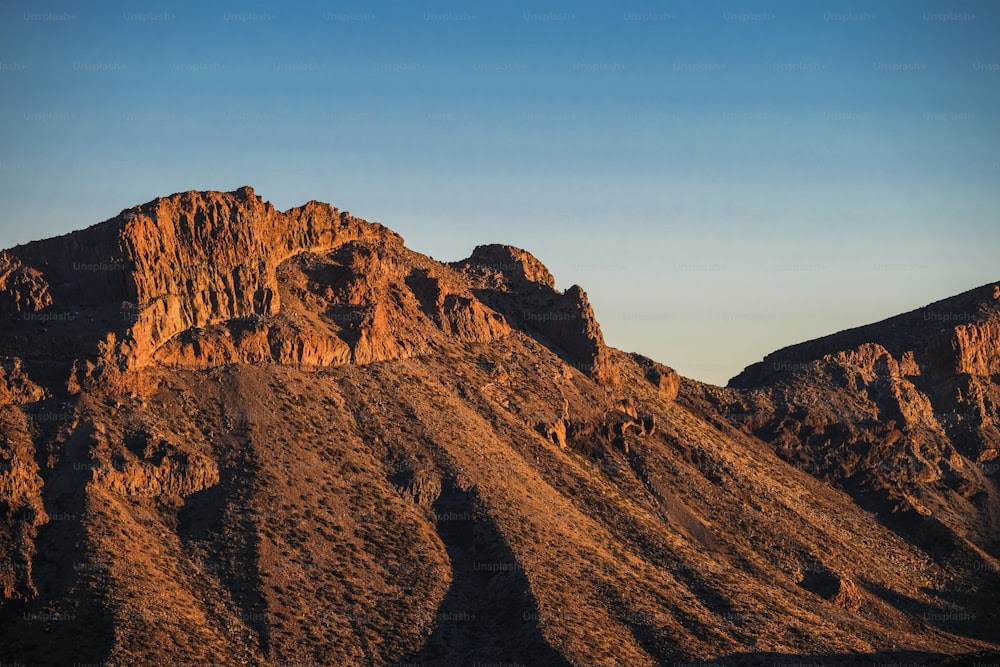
left=0, top=187, right=997, bottom=666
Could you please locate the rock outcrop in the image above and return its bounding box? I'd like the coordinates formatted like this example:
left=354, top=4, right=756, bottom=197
left=630, top=353, right=681, bottom=401
left=153, top=241, right=512, bottom=370
left=2, top=188, right=525, bottom=376
left=0, top=253, right=52, bottom=315
left=710, top=284, right=1000, bottom=562
left=930, top=319, right=1000, bottom=376
left=732, top=282, right=1000, bottom=387
left=0, top=359, right=45, bottom=406
left=536, top=397, right=571, bottom=449
left=392, top=467, right=443, bottom=508
left=406, top=268, right=511, bottom=343
left=90, top=452, right=219, bottom=498
left=604, top=399, right=656, bottom=453
left=538, top=417, right=569, bottom=449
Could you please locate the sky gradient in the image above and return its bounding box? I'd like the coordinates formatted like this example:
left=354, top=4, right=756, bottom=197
left=1, top=0, right=998, bottom=384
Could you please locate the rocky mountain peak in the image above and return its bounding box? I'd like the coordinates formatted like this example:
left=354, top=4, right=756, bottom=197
left=1, top=188, right=997, bottom=665
left=1, top=188, right=622, bottom=389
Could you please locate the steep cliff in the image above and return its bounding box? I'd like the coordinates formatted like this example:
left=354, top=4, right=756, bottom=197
left=5, top=187, right=399, bottom=370
left=455, top=244, right=620, bottom=386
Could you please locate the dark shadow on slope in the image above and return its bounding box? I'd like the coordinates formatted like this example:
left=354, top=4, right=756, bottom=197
left=470, top=286, right=593, bottom=379
left=0, top=488, right=116, bottom=665
left=592, top=576, right=685, bottom=662
left=178, top=454, right=271, bottom=657
left=0, top=406, right=115, bottom=665
left=402, top=482, right=569, bottom=666
left=860, top=577, right=1000, bottom=645
left=404, top=268, right=441, bottom=323
left=714, top=650, right=1000, bottom=666
left=927, top=581, right=1000, bottom=638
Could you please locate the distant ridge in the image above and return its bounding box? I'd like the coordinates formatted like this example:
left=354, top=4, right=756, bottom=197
left=0, top=187, right=996, bottom=664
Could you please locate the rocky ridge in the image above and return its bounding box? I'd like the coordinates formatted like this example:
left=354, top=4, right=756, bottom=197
left=0, top=187, right=997, bottom=666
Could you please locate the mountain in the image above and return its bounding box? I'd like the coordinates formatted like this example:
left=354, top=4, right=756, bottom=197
left=0, top=187, right=997, bottom=666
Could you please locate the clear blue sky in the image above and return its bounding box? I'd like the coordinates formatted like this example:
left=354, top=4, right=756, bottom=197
left=1, top=0, right=997, bottom=384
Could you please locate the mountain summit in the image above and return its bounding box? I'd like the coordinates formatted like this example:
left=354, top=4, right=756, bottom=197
left=1, top=188, right=997, bottom=665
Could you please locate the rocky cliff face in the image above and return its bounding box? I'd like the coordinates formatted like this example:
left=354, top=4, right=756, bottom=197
left=0, top=253, right=52, bottom=315
left=0, top=358, right=45, bottom=406
left=0, top=189, right=598, bottom=380
left=706, top=284, right=1000, bottom=565
left=5, top=187, right=400, bottom=370
left=0, top=188, right=997, bottom=666
left=0, top=407, right=48, bottom=600
left=934, top=319, right=1000, bottom=376
left=456, top=244, right=620, bottom=386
